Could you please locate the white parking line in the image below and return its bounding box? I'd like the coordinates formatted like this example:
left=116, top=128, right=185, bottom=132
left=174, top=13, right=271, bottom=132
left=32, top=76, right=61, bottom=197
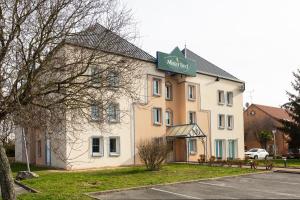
left=151, top=188, right=201, bottom=199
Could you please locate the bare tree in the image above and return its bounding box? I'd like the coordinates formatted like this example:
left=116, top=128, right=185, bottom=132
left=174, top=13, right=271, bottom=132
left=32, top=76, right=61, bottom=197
left=0, top=0, right=144, bottom=199
left=138, top=139, right=170, bottom=171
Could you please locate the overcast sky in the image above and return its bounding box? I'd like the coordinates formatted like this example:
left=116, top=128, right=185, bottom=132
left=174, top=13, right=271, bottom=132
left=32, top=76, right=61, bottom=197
left=124, top=0, right=300, bottom=107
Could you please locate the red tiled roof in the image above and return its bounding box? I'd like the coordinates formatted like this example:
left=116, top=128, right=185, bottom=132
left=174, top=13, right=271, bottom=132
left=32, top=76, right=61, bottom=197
left=253, top=104, right=292, bottom=121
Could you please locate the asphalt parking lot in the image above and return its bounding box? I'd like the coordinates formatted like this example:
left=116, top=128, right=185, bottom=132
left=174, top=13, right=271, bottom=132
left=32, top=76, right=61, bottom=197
left=89, top=172, right=300, bottom=199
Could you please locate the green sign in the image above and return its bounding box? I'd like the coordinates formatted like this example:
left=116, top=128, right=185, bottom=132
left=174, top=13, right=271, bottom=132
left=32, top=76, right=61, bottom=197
left=157, top=47, right=197, bottom=76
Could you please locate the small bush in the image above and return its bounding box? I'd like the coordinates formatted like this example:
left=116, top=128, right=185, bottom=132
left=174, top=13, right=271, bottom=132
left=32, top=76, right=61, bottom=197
left=198, top=154, right=206, bottom=163
left=138, top=139, right=169, bottom=171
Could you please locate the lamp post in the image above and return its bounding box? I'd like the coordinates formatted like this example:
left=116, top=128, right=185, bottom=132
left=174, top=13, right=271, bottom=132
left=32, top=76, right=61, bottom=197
left=272, top=130, right=277, bottom=158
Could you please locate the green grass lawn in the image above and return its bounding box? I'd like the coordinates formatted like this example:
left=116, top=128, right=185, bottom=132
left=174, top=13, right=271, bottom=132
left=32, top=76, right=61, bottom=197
left=257, top=159, right=300, bottom=168
left=10, top=163, right=256, bottom=200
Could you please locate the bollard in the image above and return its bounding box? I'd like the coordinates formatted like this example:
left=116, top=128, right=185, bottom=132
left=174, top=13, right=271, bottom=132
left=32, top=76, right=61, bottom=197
left=283, top=157, right=287, bottom=168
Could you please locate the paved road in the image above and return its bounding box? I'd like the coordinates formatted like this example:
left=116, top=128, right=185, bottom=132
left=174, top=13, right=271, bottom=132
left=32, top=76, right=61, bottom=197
left=90, top=172, right=300, bottom=199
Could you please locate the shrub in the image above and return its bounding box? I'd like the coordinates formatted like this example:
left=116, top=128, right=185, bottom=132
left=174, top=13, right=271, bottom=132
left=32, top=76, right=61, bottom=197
left=137, top=138, right=169, bottom=171
left=198, top=154, right=206, bottom=163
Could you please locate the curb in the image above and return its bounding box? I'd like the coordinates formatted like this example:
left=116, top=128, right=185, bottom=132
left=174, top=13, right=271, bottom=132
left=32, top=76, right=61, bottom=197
left=14, top=180, right=40, bottom=193
left=86, top=171, right=270, bottom=198
left=273, top=170, right=300, bottom=175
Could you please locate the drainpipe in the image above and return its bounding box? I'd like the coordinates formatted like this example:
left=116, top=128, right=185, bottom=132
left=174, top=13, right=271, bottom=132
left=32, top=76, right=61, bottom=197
left=131, top=103, right=136, bottom=165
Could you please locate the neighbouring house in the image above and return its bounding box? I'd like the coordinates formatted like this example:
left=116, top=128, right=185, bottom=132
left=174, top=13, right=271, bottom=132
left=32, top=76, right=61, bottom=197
left=244, top=104, right=291, bottom=156
left=15, top=24, right=245, bottom=169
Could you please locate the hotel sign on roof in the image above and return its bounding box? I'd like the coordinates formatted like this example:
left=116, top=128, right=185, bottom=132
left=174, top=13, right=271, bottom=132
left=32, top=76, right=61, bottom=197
left=157, top=47, right=197, bottom=76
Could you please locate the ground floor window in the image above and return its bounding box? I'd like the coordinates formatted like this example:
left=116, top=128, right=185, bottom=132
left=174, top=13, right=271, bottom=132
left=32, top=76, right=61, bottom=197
left=215, top=139, right=223, bottom=159
left=109, top=137, right=120, bottom=156
left=228, top=140, right=237, bottom=159
left=189, top=139, right=197, bottom=154
left=91, top=137, right=103, bottom=157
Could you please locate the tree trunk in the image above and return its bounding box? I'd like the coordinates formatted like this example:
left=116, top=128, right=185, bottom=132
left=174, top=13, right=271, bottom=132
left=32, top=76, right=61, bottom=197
left=0, top=141, right=16, bottom=200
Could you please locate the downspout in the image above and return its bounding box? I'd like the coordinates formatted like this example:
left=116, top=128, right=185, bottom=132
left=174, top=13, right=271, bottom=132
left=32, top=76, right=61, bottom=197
left=131, top=102, right=136, bottom=165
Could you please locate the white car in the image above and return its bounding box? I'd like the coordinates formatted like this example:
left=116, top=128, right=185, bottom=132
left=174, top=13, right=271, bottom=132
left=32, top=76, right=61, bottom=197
left=245, top=148, right=269, bottom=159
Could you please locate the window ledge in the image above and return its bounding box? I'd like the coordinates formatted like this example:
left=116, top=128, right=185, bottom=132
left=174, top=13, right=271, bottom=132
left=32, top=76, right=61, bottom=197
left=190, top=151, right=197, bottom=155
left=218, top=102, right=225, bottom=106
left=153, top=93, right=161, bottom=97
left=227, top=128, right=234, bottom=130
left=109, top=153, right=120, bottom=157
left=165, top=98, right=172, bottom=101
left=153, top=122, right=162, bottom=126
left=188, top=98, right=196, bottom=102
left=91, top=153, right=103, bottom=157
left=218, top=127, right=225, bottom=130
left=227, top=104, right=233, bottom=107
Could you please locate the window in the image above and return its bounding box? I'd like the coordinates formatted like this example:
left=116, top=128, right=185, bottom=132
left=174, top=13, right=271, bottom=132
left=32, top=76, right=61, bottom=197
left=109, top=137, right=120, bottom=156
left=91, top=104, right=100, bottom=120
left=91, top=67, right=101, bottom=84
left=108, top=103, right=120, bottom=123
left=227, top=92, right=233, bottom=106
left=227, top=115, right=234, bottom=130
left=91, top=137, right=103, bottom=157
left=228, top=140, right=237, bottom=159
left=218, top=114, right=225, bottom=129
left=189, top=112, right=196, bottom=124
left=165, top=110, right=173, bottom=126
left=165, top=83, right=172, bottom=100
left=188, top=85, right=196, bottom=100
left=215, top=140, right=223, bottom=159
left=37, top=140, right=42, bottom=158
left=189, top=139, right=197, bottom=154
left=218, top=90, right=225, bottom=105
left=153, top=108, right=162, bottom=125
left=108, top=71, right=119, bottom=87
left=153, top=78, right=161, bottom=96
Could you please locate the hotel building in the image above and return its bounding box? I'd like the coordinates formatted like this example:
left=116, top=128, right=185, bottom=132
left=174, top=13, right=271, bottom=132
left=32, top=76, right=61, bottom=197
left=15, top=24, right=245, bottom=169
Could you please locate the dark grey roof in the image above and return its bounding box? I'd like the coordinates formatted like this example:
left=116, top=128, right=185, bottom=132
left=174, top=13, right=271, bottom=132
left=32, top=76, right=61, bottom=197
left=182, top=48, right=243, bottom=82
left=66, top=23, right=156, bottom=62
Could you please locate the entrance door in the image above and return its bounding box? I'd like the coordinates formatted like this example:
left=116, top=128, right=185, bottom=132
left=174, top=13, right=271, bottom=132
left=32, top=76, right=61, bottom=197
left=45, top=138, right=51, bottom=166
left=174, top=138, right=187, bottom=162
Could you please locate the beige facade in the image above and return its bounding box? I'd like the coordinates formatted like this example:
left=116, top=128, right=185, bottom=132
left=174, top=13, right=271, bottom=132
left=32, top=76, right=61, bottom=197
left=15, top=31, right=245, bottom=169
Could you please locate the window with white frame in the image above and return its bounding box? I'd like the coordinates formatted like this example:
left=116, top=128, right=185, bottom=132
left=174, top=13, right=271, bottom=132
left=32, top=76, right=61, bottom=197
left=188, top=85, right=196, bottom=100
left=218, top=90, right=225, bottom=105
left=109, top=137, right=120, bottom=156
left=227, top=92, right=233, bottom=106
left=108, top=103, right=120, bottom=123
left=108, top=71, right=119, bottom=87
left=189, top=139, right=197, bottom=154
left=215, top=139, right=223, bottom=159
left=227, top=115, right=234, bottom=130
left=165, top=110, right=173, bottom=126
left=153, top=78, right=161, bottom=96
left=153, top=108, right=162, bottom=125
left=189, top=111, right=196, bottom=124
left=91, top=67, right=101, bottom=84
left=228, top=140, right=237, bottom=159
left=218, top=114, right=225, bottom=129
left=91, top=137, right=103, bottom=157
left=91, top=104, right=100, bottom=120
left=165, top=83, right=172, bottom=100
